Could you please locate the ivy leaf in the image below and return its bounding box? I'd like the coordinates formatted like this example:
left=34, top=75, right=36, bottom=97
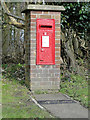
left=79, top=10, right=82, bottom=14
left=83, top=15, right=87, bottom=19
left=70, top=3, right=73, bottom=8
left=79, top=16, right=83, bottom=20
left=67, top=23, right=69, bottom=26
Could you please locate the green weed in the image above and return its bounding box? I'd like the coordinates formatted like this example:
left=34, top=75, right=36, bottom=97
left=2, top=64, right=25, bottom=85
left=60, top=74, right=88, bottom=108
left=2, top=64, right=52, bottom=118
left=34, top=90, right=49, bottom=94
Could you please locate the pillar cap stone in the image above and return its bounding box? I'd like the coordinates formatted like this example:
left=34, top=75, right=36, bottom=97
left=22, top=4, right=65, bottom=13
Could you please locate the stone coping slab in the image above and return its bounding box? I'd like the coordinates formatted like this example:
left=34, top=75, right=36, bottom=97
left=22, top=4, right=65, bottom=13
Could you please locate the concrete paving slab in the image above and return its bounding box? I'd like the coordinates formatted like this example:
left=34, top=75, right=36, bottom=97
left=34, top=93, right=88, bottom=118
left=34, top=93, right=69, bottom=100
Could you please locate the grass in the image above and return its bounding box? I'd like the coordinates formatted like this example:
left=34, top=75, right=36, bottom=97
left=2, top=64, right=53, bottom=118
left=2, top=63, right=88, bottom=118
left=34, top=90, right=49, bottom=94
left=59, top=73, right=88, bottom=108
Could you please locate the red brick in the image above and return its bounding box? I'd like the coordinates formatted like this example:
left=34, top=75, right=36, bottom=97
left=30, top=53, right=36, bottom=57
left=30, top=47, right=36, bottom=51
left=40, top=15, right=51, bottom=19
left=55, top=24, right=60, bottom=27
left=31, top=36, right=36, bottom=40
left=30, top=49, right=36, bottom=54
left=53, top=65, right=60, bottom=68
left=56, top=27, right=60, bottom=31
left=30, top=40, right=36, bottom=43
left=31, top=57, right=35, bottom=60
left=31, top=19, right=36, bottom=22
left=56, top=57, right=60, bottom=60
left=31, top=15, right=36, bottom=18
left=55, top=48, right=60, bottom=51
left=48, top=12, right=56, bottom=14
left=55, top=61, right=61, bottom=64
left=36, top=15, right=40, bottom=18
left=55, top=40, right=60, bottom=44
left=31, top=22, right=36, bottom=26
left=55, top=36, right=60, bottom=39
left=31, top=44, right=36, bottom=47
left=55, top=19, right=60, bottom=24
left=55, top=44, right=60, bottom=47
left=31, top=11, right=42, bottom=14
left=36, top=11, right=43, bottom=14
left=51, top=15, right=55, bottom=19
left=56, top=52, right=60, bottom=56
left=55, top=15, right=60, bottom=20
left=42, top=11, right=49, bottom=14
left=55, top=31, right=60, bottom=36
left=30, top=32, right=36, bottom=35
left=30, top=27, right=36, bottom=31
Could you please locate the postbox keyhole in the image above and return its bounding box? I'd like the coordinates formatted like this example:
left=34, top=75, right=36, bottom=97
left=41, top=48, right=44, bottom=52
left=40, top=60, right=44, bottom=61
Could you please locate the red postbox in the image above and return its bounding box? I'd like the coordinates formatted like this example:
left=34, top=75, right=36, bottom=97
left=36, top=19, right=55, bottom=65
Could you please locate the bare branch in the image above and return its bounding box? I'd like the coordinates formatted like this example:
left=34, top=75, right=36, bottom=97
left=5, top=12, right=25, bottom=21
left=1, top=2, right=25, bottom=29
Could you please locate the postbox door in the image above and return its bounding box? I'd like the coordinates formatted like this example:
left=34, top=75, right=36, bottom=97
left=36, top=19, right=55, bottom=65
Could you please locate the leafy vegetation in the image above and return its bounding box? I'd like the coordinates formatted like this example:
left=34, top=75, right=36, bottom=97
left=60, top=3, right=89, bottom=35
left=60, top=2, right=89, bottom=69
left=2, top=64, right=52, bottom=118
left=60, top=73, right=88, bottom=108
left=2, top=64, right=25, bottom=85
left=57, top=3, right=89, bottom=105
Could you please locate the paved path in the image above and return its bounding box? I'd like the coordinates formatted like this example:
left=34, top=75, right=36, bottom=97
left=34, top=93, right=88, bottom=118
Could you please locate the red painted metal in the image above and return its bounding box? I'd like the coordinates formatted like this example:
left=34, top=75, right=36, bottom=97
left=36, top=19, right=55, bottom=65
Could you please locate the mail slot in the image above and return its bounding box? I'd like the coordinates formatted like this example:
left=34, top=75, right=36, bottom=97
left=36, top=19, right=55, bottom=65
left=40, top=25, right=52, bottom=29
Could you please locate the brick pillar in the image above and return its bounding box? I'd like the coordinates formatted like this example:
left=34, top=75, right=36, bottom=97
left=23, top=5, right=65, bottom=91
